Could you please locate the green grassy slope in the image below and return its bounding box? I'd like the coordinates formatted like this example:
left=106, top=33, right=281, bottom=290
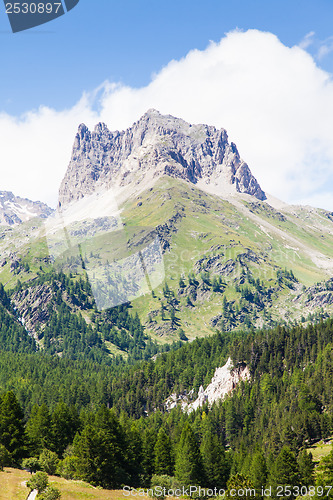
left=1, top=176, right=333, bottom=354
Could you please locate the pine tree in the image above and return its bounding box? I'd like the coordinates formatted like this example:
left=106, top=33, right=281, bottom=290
left=154, top=428, right=174, bottom=476
left=170, top=308, right=176, bottom=327
left=26, top=404, right=53, bottom=455
left=39, top=449, right=59, bottom=475
left=94, top=406, right=127, bottom=487
left=69, top=406, right=125, bottom=488
left=123, top=420, right=144, bottom=486
left=141, top=427, right=157, bottom=484
left=249, top=450, right=267, bottom=493
left=27, top=471, right=49, bottom=494
left=297, top=450, right=314, bottom=486
left=271, top=446, right=300, bottom=499
left=0, top=391, right=26, bottom=462
left=226, top=473, right=255, bottom=499
left=72, top=424, right=101, bottom=486
left=51, top=402, right=79, bottom=457
left=163, top=282, right=170, bottom=298
left=200, top=420, right=229, bottom=489
left=175, top=422, right=203, bottom=486
left=0, top=444, right=10, bottom=470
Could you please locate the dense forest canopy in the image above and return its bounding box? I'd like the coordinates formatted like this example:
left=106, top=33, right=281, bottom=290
left=0, top=316, right=333, bottom=494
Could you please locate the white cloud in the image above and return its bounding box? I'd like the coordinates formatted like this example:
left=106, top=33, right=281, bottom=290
left=0, top=95, right=99, bottom=206
left=298, top=31, right=315, bottom=50
left=2, top=29, right=333, bottom=210
left=317, top=36, right=333, bottom=60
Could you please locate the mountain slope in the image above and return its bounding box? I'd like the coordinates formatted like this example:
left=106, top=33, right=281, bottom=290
left=1, top=111, right=333, bottom=356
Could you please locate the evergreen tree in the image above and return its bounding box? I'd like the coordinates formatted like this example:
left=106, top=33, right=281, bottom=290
left=200, top=419, right=229, bottom=489
left=0, top=391, right=26, bottom=462
left=51, top=402, right=79, bottom=457
left=297, top=450, right=314, bottom=486
left=271, top=446, right=300, bottom=499
left=141, top=427, right=157, bottom=485
left=226, top=473, right=255, bottom=499
left=72, top=424, right=102, bottom=486
left=154, top=428, right=174, bottom=476
left=170, top=308, right=176, bottom=327
left=175, top=422, right=203, bottom=486
left=0, top=444, right=11, bottom=470
left=123, top=420, right=144, bottom=487
left=179, top=277, right=186, bottom=289
left=249, top=450, right=267, bottom=494
left=22, top=456, right=40, bottom=474
left=26, top=404, right=53, bottom=455
left=163, top=282, right=170, bottom=298
left=74, top=406, right=129, bottom=488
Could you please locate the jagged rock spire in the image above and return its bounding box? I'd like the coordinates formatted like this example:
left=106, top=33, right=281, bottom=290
left=59, top=110, right=266, bottom=207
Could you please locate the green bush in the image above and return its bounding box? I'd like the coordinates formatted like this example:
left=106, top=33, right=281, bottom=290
left=22, top=457, right=40, bottom=474
left=39, top=449, right=59, bottom=475
left=27, top=471, right=49, bottom=493
left=57, top=455, right=79, bottom=480
left=38, top=485, right=61, bottom=499
left=150, top=475, right=183, bottom=499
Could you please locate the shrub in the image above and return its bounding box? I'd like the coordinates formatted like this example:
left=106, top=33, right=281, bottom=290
left=22, top=457, right=40, bottom=474
left=38, top=486, right=61, bottom=500
left=57, top=455, right=79, bottom=480
left=27, top=471, right=49, bottom=493
left=39, top=449, right=59, bottom=475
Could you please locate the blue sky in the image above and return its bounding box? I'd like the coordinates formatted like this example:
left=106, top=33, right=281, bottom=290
left=1, top=0, right=333, bottom=208
left=2, top=0, right=333, bottom=114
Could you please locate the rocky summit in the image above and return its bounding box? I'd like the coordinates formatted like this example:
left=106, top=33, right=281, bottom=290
left=58, top=109, right=266, bottom=207
left=0, top=191, right=53, bottom=226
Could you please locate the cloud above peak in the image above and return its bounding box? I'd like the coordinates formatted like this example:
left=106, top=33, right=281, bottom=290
left=1, top=29, right=333, bottom=209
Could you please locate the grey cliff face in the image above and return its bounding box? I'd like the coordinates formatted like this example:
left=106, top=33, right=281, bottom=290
left=58, top=109, right=266, bottom=207
left=0, top=191, right=53, bottom=226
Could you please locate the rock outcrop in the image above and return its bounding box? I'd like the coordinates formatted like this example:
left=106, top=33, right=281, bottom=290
left=187, top=357, right=250, bottom=412
left=58, top=109, right=266, bottom=207
left=164, top=357, right=250, bottom=413
left=11, top=283, right=54, bottom=335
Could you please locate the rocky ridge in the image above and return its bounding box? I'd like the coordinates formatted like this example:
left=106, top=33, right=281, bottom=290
left=0, top=191, right=53, bottom=226
left=58, top=109, right=266, bottom=207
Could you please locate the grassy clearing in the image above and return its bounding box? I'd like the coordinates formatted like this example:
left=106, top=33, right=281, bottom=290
left=48, top=475, right=125, bottom=500
left=307, top=438, right=333, bottom=463
left=0, top=468, right=29, bottom=500
left=0, top=468, right=126, bottom=500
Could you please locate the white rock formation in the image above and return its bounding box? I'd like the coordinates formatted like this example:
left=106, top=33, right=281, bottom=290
left=187, top=357, right=250, bottom=412
left=164, top=357, right=250, bottom=413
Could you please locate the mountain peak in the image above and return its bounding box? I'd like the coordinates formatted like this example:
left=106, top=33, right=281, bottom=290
left=59, top=111, right=266, bottom=207
left=0, top=191, right=53, bottom=226
left=144, top=108, right=161, bottom=116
